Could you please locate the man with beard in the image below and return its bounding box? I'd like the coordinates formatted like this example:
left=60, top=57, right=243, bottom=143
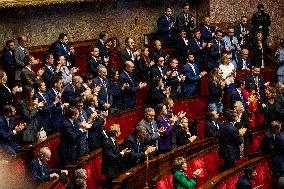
left=234, top=16, right=251, bottom=48
left=236, top=166, right=259, bottom=189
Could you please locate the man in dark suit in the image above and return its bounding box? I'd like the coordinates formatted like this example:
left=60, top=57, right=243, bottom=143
left=124, top=125, right=156, bottom=169
left=200, top=16, right=216, bottom=43
left=230, top=79, right=248, bottom=109
left=1, top=40, right=15, bottom=85
left=157, top=7, right=176, bottom=47
left=149, top=40, right=168, bottom=62
left=87, top=46, right=108, bottom=78
left=58, top=107, right=88, bottom=167
left=0, top=105, right=24, bottom=155
left=20, top=55, right=43, bottom=87
left=176, top=29, right=190, bottom=63
left=245, top=66, right=265, bottom=98
left=13, top=35, right=29, bottom=83
left=204, top=109, right=221, bottom=142
left=88, top=116, right=109, bottom=151
left=31, top=147, right=68, bottom=184
left=62, top=76, right=83, bottom=104
left=188, top=29, right=206, bottom=69
left=102, top=125, right=130, bottom=188
left=183, top=53, right=207, bottom=97
left=93, top=65, right=113, bottom=112
left=234, top=16, right=251, bottom=49
left=207, top=30, right=225, bottom=73
left=46, top=76, right=65, bottom=133
left=120, top=37, right=140, bottom=67
left=219, top=111, right=247, bottom=170
left=150, top=56, right=170, bottom=85
left=237, top=48, right=252, bottom=71
left=119, top=61, right=147, bottom=110
left=175, top=3, right=195, bottom=35
left=51, top=33, right=75, bottom=68
left=41, top=53, right=61, bottom=88
left=236, top=166, right=257, bottom=189
left=138, top=107, right=165, bottom=150
left=95, top=31, right=111, bottom=59
left=167, top=58, right=185, bottom=99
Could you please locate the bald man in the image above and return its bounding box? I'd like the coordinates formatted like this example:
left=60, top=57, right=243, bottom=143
left=237, top=48, right=251, bottom=70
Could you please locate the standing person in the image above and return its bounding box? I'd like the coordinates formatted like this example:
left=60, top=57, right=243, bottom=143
left=237, top=48, right=252, bottom=71
left=1, top=40, right=16, bottom=85
left=176, top=3, right=195, bottom=35
left=200, top=16, right=216, bottom=43
left=251, top=32, right=267, bottom=68
left=174, top=117, right=197, bottom=147
left=157, top=7, right=176, bottom=47
left=219, top=53, right=236, bottom=92
left=251, top=3, right=271, bottom=46
left=204, top=109, right=221, bottom=142
left=95, top=31, right=112, bottom=60
left=13, top=35, right=29, bottom=84
left=172, top=156, right=202, bottom=189
left=219, top=111, right=247, bottom=170
left=234, top=16, right=251, bottom=49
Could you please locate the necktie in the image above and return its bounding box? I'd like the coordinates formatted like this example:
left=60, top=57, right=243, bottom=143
left=230, top=37, right=236, bottom=60
left=137, top=142, right=140, bottom=153
left=149, top=122, right=155, bottom=134
left=23, top=48, right=28, bottom=55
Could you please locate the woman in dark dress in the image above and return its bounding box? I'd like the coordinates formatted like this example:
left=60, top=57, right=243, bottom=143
left=261, top=85, right=278, bottom=127
left=174, top=117, right=197, bottom=147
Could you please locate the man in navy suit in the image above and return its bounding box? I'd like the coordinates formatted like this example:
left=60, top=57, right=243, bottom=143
left=207, top=30, right=225, bottom=73
left=149, top=40, right=168, bottom=62
left=167, top=58, right=185, bottom=99
left=237, top=48, right=252, bottom=71
left=245, top=66, right=265, bottom=99
left=88, top=46, right=108, bottom=78
left=183, top=53, right=207, bottom=97
left=95, top=31, right=111, bottom=59
left=236, top=166, right=257, bottom=189
left=51, top=33, right=75, bottom=68
left=119, top=61, right=147, bottom=110
left=62, top=76, right=83, bottom=105
left=157, top=7, right=176, bottom=47
left=58, top=106, right=88, bottom=166
left=41, top=53, right=61, bottom=88
left=188, top=29, right=206, bottom=69
left=46, top=76, right=65, bottom=133
left=0, top=105, right=24, bottom=155
left=93, top=65, right=113, bottom=112
left=151, top=56, right=170, bottom=84
left=120, top=37, right=140, bottom=67
left=31, top=147, right=68, bottom=184
left=230, top=79, right=248, bottom=109
left=176, top=3, right=195, bottom=35
left=1, top=40, right=16, bottom=85
left=205, top=109, right=221, bottom=142
left=176, top=29, right=190, bottom=63
left=200, top=17, right=216, bottom=43
left=124, top=125, right=156, bottom=169
left=234, top=16, right=251, bottom=48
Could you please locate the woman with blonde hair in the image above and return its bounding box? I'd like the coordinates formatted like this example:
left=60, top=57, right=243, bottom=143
left=172, top=156, right=202, bottom=189
left=174, top=117, right=197, bottom=148
left=219, top=53, right=236, bottom=91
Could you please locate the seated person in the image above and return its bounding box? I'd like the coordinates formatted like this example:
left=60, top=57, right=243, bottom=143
left=123, top=125, right=156, bottom=169
left=30, top=147, right=68, bottom=184
left=236, top=166, right=258, bottom=189
left=66, top=168, right=87, bottom=189
left=0, top=105, right=24, bottom=155
left=172, top=156, right=202, bottom=189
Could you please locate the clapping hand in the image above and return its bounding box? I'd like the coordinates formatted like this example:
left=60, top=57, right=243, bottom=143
left=192, top=168, right=202, bottom=178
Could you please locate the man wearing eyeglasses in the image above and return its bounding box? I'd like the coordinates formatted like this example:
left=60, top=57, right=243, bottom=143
left=237, top=48, right=252, bottom=71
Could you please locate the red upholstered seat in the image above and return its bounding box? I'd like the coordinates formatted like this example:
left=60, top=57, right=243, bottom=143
left=136, top=87, right=149, bottom=108
left=235, top=157, right=248, bottom=166
left=185, top=98, right=208, bottom=119
left=197, top=120, right=206, bottom=140
left=93, top=156, right=105, bottom=185
left=225, top=174, right=241, bottom=189
left=246, top=134, right=264, bottom=155
left=83, top=159, right=101, bottom=189
left=108, top=54, right=122, bottom=70
left=203, top=151, right=222, bottom=179
left=217, top=183, right=226, bottom=189
left=200, top=75, right=210, bottom=96
left=54, top=182, right=66, bottom=189
left=255, top=111, right=265, bottom=127
left=254, top=161, right=272, bottom=189
left=156, top=174, right=173, bottom=189
left=189, top=158, right=208, bottom=187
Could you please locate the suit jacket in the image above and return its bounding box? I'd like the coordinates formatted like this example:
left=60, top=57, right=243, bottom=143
left=93, top=77, right=113, bottom=111
left=34, top=92, right=52, bottom=133
left=120, top=48, right=135, bottom=66
left=176, top=37, right=190, bottom=62
left=208, top=81, right=223, bottom=104
left=183, top=63, right=200, bottom=97
left=188, top=38, right=204, bottom=67
left=151, top=65, right=168, bottom=82
left=237, top=57, right=252, bottom=70
left=95, top=39, right=111, bottom=59
left=139, top=119, right=159, bottom=148
left=1, top=47, right=14, bottom=70
left=109, top=80, right=123, bottom=110
left=219, top=122, right=244, bottom=161
left=30, top=158, right=61, bottom=183
left=101, top=137, right=125, bottom=179
left=167, top=67, right=182, bottom=99
left=173, top=170, right=196, bottom=189
left=157, top=15, right=175, bottom=45
left=88, top=117, right=108, bottom=151
left=260, top=130, right=277, bottom=155
left=52, top=42, right=75, bottom=67
left=62, top=84, right=82, bottom=104
left=119, top=71, right=140, bottom=110
left=58, top=118, right=87, bottom=166
left=46, top=88, right=64, bottom=133
left=41, top=64, right=58, bottom=88
left=20, top=66, right=37, bottom=87
left=174, top=126, right=190, bottom=147
left=176, top=12, right=195, bottom=34
left=0, top=84, right=13, bottom=108
left=123, top=134, right=147, bottom=169
left=222, top=35, right=241, bottom=62
left=0, top=115, right=16, bottom=143
left=236, top=175, right=252, bottom=189
left=200, top=25, right=216, bottom=42
left=156, top=116, right=175, bottom=152
left=14, top=45, right=29, bottom=80
left=87, top=56, right=103, bottom=77
left=207, top=39, right=225, bottom=72
left=245, top=74, right=265, bottom=97
left=150, top=87, right=167, bottom=106
left=230, top=89, right=248, bottom=109
left=205, top=120, right=221, bottom=140
left=234, top=24, right=251, bottom=47
left=149, top=48, right=167, bottom=62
